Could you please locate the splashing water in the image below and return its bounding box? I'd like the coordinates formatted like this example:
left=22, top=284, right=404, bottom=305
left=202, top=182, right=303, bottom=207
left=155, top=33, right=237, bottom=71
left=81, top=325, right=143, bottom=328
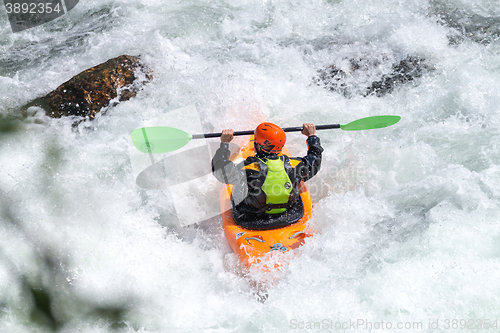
left=1, top=0, right=500, bottom=331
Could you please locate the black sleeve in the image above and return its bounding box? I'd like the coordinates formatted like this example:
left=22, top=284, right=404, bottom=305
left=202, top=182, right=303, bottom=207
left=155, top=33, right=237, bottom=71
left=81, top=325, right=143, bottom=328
left=293, top=135, right=324, bottom=181
left=211, top=142, right=245, bottom=184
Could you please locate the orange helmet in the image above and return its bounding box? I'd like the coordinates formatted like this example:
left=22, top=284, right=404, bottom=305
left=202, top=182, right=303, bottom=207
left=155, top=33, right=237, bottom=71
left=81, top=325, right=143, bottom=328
left=254, top=122, right=286, bottom=154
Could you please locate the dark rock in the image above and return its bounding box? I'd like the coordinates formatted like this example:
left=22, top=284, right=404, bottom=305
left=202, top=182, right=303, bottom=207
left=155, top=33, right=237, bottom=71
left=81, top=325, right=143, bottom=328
left=429, top=0, right=500, bottom=45
left=364, top=56, right=431, bottom=97
left=314, top=55, right=431, bottom=98
left=26, top=55, right=152, bottom=119
left=313, top=64, right=348, bottom=96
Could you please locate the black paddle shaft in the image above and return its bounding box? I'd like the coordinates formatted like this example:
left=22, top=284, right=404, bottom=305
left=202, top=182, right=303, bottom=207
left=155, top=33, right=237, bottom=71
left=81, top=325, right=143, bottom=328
left=191, top=124, right=341, bottom=139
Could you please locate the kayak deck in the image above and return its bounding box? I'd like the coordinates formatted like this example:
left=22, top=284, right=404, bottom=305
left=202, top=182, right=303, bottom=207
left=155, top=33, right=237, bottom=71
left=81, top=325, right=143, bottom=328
left=220, top=135, right=314, bottom=272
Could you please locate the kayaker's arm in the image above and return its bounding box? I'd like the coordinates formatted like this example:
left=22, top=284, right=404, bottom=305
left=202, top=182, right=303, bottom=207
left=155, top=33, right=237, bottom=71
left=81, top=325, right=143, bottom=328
left=291, top=135, right=324, bottom=181
left=211, top=142, right=246, bottom=185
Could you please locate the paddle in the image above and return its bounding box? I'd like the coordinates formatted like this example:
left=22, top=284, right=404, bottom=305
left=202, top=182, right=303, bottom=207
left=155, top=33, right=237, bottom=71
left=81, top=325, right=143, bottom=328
left=131, top=115, right=401, bottom=154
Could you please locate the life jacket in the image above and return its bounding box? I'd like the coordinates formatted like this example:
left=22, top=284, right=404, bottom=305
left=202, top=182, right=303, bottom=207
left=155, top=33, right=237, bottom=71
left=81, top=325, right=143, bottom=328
left=256, top=156, right=294, bottom=214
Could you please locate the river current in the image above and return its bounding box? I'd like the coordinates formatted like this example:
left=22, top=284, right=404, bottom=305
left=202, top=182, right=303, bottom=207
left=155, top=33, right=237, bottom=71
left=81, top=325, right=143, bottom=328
left=1, top=0, right=500, bottom=332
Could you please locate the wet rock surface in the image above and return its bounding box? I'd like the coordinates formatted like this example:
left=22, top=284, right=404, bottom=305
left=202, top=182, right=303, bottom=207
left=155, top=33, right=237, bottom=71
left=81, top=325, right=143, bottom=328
left=429, top=0, right=500, bottom=45
left=364, top=57, right=431, bottom=97
left=27, top=55, right=152, bottom=119
left=314, top=55, right=431, bottom=97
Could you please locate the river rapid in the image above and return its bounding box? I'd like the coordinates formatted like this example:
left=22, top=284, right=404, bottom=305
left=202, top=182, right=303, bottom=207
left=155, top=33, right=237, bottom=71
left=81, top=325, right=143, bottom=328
left=1, top=0, right=500, bottom=332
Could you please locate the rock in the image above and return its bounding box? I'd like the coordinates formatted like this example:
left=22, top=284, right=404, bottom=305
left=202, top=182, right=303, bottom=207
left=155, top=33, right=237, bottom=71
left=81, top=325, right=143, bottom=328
left=313, top=55, right=431, bottom=98
left=364, top=56, right=431, bottom=97
left=27, top=55, right=152, bottom=119
left=429, top=1, right=500, bottom=45
left=313, top=64, right=349, bottom=96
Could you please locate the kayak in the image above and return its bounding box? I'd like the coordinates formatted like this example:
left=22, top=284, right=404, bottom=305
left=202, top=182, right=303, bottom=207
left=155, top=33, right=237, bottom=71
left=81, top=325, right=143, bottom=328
left=220, top=135, right=315, bottom=276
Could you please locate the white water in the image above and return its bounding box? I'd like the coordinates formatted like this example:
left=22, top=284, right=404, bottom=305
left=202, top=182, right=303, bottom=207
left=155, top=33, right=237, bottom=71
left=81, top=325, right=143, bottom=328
left=1, top=0, right=500, bottom=332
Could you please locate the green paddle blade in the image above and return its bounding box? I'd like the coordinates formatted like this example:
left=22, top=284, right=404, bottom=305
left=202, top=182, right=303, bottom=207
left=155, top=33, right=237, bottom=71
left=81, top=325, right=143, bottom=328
left=340, top=115, right=401, bottom=131
left=131, top=126, right=193, bottom=154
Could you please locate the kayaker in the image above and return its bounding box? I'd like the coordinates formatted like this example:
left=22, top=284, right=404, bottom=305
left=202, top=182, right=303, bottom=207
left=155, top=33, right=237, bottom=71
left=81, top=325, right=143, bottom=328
left=212, top=123, right=323, bottom=230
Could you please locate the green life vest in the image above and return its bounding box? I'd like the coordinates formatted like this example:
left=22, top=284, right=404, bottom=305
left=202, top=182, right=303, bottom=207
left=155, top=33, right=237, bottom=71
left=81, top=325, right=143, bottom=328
left=258, top=156, right=293, bottom=214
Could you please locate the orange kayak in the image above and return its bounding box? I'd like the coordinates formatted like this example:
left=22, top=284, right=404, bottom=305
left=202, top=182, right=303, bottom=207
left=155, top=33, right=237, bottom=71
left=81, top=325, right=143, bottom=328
left=220, top=135, right=315, bottom=276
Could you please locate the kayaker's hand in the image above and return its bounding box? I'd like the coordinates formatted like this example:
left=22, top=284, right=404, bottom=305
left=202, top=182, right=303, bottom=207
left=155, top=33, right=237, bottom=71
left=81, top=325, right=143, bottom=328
left=302, top=123, right=316, bottom=137
left=221, top=129, right=234, bottom=142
